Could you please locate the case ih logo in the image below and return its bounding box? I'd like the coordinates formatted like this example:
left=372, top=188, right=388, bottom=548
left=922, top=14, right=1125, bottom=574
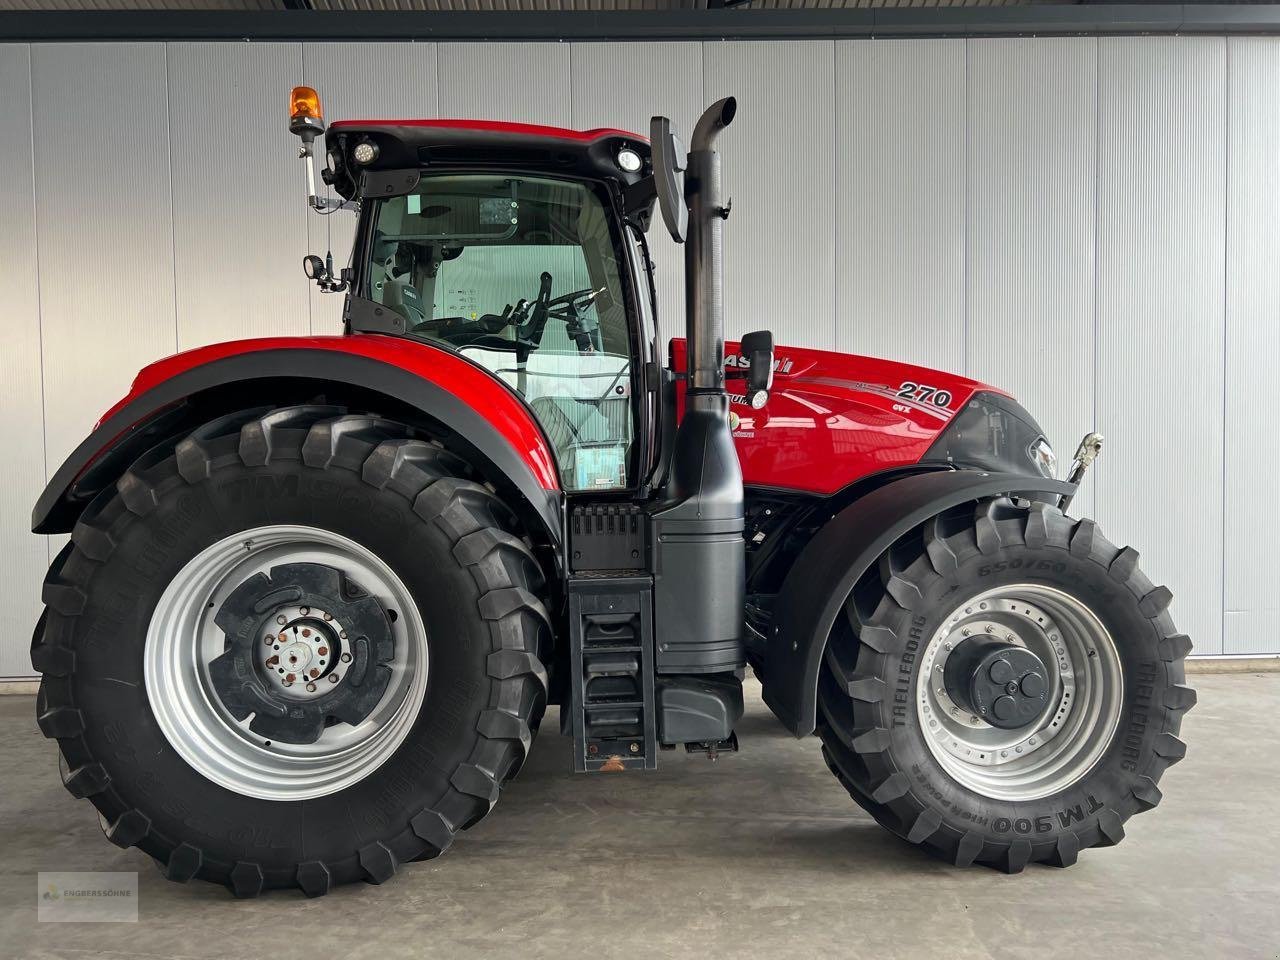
left=726, top=354, right=794, bottom=375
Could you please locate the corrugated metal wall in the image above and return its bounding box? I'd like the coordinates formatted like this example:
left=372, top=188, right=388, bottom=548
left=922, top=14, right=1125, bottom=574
left=1, top=36, right=1276, bottom=676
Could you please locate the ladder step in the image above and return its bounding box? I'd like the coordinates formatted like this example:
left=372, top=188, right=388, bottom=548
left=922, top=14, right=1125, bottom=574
left=584, top=652, right=640, bottom=676
left=568, top=574, right=657, bottom=773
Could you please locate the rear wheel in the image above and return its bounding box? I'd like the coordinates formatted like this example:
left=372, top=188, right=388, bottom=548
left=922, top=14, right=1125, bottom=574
left=32, top=406, right=550, bottom=896
left=817, top=497, right=1194, bottom=872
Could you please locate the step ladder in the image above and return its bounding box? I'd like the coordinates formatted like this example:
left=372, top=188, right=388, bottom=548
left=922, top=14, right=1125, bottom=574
left=567, top=574, right=657, bottom=772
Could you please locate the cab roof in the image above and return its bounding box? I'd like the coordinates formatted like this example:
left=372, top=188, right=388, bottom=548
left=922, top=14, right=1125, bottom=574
left=323, top=117, right=652, bottom=200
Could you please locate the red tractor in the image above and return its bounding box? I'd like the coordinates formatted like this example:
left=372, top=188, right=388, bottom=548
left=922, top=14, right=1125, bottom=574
left=29, top=88, right=1194, bottom=897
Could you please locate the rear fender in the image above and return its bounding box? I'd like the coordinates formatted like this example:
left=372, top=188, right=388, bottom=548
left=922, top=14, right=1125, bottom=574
left=760, top=470, right=1076, bottom=737
left=33, top=336, right=563, bottom=545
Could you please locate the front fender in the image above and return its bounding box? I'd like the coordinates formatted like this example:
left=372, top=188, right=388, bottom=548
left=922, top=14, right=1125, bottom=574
left=33, top=335, right=563, bottom=542
left=760, top=470, right=1076, bottom=737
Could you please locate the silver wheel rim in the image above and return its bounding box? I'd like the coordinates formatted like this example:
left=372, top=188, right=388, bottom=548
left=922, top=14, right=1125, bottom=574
left=916, top=584, right=1123, bottom=801
left=145, top=525, right=428, bottom=801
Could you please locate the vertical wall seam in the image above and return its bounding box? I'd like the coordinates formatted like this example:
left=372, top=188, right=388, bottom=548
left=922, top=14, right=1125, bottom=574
left=831, top=39, right=838, bottom=351
left=162, top=43, right=179, bottom=354
left=1091, top=36, right=1102, bottom=519
left=1220, top=37, right=1231, bottom=652
left=962, top=37, right=970, bottom=378
left=435, top=40, right=443, bottom=113
left=301, top=41, right=314, bottom=337
left=27, top=44, right=52, bottom=570
left=567, top=40, right=576, bottom=129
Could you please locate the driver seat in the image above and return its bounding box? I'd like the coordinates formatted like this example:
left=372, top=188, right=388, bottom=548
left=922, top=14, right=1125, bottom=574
left=382, top=276, right=426, bottom=328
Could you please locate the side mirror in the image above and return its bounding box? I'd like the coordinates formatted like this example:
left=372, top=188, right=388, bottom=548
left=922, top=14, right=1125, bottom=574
left=740, top=330, right=774, bottom=409
left=649, top=116, right=687, bottom=243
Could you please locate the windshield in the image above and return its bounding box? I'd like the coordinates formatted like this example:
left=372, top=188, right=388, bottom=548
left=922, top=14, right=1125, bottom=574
left=366, top=174, right=634, bottom=492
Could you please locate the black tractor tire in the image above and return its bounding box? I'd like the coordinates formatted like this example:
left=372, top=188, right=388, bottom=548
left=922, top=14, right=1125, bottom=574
left=816, top=497, right=1194, bottom=873
left=31, top=406, right=551, bottom=897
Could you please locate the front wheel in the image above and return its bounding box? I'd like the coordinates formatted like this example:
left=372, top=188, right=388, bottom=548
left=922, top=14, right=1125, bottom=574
left=32, top=407, right=550, bottom=896
left=817, top=498, right=1195, bottom=872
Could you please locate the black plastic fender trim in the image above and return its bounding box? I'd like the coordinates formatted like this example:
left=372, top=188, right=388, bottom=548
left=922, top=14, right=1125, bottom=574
left=32, top=348, right=563, bottom=545
left=759, top=470, right=1076, bottom=737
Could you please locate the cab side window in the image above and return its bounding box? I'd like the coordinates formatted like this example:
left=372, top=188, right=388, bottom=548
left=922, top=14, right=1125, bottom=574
left=368, top=175, right=634, bottom=492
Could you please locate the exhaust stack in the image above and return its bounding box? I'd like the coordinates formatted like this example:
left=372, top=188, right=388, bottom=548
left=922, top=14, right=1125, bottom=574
left=646, top=99, right=746, bottom=686
left=684, top=97, right=737, bottom=408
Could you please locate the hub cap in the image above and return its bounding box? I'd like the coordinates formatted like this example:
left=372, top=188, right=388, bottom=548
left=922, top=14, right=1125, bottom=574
left=145, top=525, right=428, bottom=801
left=917, top=584, right=1123, bottom=801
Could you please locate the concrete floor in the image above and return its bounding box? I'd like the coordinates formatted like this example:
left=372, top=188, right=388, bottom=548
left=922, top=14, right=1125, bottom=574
left=2, top=675, right=1276, bottom=960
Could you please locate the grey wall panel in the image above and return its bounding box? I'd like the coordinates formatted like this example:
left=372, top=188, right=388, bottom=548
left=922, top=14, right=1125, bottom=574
left=570, top=41, right=703, bottom=350
left=1095, top=37, right=1226, bottom=653
left=704, top=40, right=835, bottom=348
left=9, top=36, right=1278, bottom=677
left=32, top=43, right=177, bottom=472
left=837, top=39, right=965, bottom=370
left=169, top=42, right=309, bottom=349
left=965, top=37, right=1099, bottom=519
left=438, top=42, right=570, bottom=125
left=0, top=45, right=51, bottom=678
left=1224, top=38, right=1280, bottom=655
left=303, top=42, right=439, bottom=335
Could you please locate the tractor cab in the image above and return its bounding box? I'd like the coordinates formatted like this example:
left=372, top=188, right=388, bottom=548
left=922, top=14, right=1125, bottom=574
left=318, top=116, right=661, bottom=495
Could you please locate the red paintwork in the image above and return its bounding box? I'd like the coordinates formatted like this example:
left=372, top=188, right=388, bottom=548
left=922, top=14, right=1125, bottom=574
left=100, top=333, right=996, bottom=501
left=672, top=339, right=1003, bottom=496
left=98, top=336, right=561, bottom=491
left=329, top=118, right=647, bottom=144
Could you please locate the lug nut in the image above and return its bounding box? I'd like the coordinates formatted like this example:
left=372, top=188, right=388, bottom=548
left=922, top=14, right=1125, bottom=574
left=266, top=655, right=279, bottom=667
left=329, top=674, right=339, bottom=683
left=264, top=635, right=275, bottom=645
left=306, top=682, right=317, bottom=693
left=339, top=631, right=348, bottom=640
left=300, top=606, right=310, bottom=616
left=277, top=615, right=287, bottom=625
left=302, top=628, right=311, bottom=637
left=318, top=646, right=328, bottom=656
left=341, top=652, right=352, bottom=663
left=285, top=673, right=296, bottom=683
left=323, top=612, right=333, bottom=621
left=309, top=668, right=319, bottom=679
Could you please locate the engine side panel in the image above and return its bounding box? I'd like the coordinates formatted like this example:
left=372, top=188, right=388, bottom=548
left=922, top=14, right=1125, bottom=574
left=670, top=339, right=1003, bottom=495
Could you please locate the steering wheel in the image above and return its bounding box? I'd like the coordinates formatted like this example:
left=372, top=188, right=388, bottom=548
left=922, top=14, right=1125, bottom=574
left=546, top=286, right=605, bottom=318
left=501, top=276, right=606, bottom=352
left=413, top=273, right=607, bottom=354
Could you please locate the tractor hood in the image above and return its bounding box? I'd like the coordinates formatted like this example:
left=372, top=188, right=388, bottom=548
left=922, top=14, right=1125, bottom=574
left=670, top=338, right=1026, bottom=496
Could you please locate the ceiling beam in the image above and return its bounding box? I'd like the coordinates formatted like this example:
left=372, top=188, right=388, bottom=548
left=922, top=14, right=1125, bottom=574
left=3, top=5, right=1280, bottom=43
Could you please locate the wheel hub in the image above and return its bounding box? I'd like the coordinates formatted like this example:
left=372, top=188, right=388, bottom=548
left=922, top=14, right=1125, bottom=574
left=943, top=637, right=1049, bottom=730
left=259, top=609, right=346, bottom=699
left=207, top=562, right=395, bottom=745
left=916, top=585, right=1123, bottom=801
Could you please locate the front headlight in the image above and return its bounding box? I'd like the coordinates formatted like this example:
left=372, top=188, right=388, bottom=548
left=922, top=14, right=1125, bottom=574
left=924, top=391, right=1056, bottom=480
left=1030, top=437, right=1057, bottom=479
